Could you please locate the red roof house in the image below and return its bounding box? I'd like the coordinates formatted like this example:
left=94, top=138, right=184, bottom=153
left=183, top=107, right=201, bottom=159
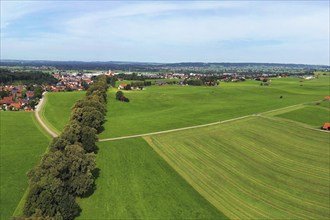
left=3, top=96, right=14, bottom=104
left=322, top=123, right=330, bottom=130
left=118, top=84, right=128, bottom=89
left=10, top=103, right=22, bottom=110
left=26, top=91, right=34, bottom=98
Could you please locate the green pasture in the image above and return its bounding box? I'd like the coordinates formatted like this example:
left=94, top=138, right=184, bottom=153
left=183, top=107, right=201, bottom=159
left=276, top=106, right=330, bottom=127
left=77, top=138, right=226, bottom=219
left=0, top=112, right=50, bottom=219
left=145, top=117, right=330, bottom=219
left=100, top=76, right=329, bottom=138
left=41, top=91, right=84, bottom=133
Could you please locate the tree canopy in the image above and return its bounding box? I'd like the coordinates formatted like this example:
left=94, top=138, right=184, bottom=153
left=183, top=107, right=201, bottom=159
left=21, top=75, right=108, bottom=219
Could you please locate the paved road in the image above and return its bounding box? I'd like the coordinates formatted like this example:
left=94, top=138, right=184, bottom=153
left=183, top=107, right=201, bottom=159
left=35, top=92, right=58, bottom=138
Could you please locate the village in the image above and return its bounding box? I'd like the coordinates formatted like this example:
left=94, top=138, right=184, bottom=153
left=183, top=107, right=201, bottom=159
left=0, top=71, right=101, bottom=111
left=0, top=67, right=324, bottom=112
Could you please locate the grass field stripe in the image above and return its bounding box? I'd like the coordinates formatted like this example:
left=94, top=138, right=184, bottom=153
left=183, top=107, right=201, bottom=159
left=152, top=142, right=322, bottom=219
left=199, top=130, right=329, bottom=211
left=189, top=137, right=329, bottom=209
left=182, top=142, right=325, bottom=218
left=145, top=116, right=329, bottom=219
left=147, top=138, right=275, bottom=219
left=224, top=133, right=329, bottom=181
left=145, top=137, right=263, bottom=219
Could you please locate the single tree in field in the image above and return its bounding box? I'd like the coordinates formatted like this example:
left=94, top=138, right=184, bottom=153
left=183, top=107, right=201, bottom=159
left=116, top=91, right=124, bottom=100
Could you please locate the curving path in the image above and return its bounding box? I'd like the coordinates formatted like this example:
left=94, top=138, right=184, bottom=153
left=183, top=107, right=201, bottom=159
left=34, top=92, right=58, bottom=138
left=34, top=97, right=326, bottom=142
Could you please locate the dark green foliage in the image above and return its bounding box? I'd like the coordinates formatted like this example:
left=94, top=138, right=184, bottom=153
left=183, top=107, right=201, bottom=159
left=80, top=126, right=98, bottom=153
left=86, top=75, right=108, bottom=102
left=0, top=90, right=9, bottom=98
left=81, top=80, right=90, bottom=90
left=131, top=81, right=151, bottom=87
left=74, top=99, right=107, bottom=115
left=71, top=107, right=104, bottom=132
left=115, top=91, right=124, bottom=100
left=22, top=75, right=108, bottom=219
left=49, top=136, right=70, bottom=151
left=33, top=86, right=43, bottom=99
left=0, top=69, right=58, bottom=85
left=24, top=145, right=95, bottom=219
left=116, top=91, right=129, bottom=102
left=28, top=100, right=37, bottom=110
left=107, top=76, right=117, bottom=87
left=185, top=79, right=203, bottom=86
left=81, top=109, right=104, bottom=132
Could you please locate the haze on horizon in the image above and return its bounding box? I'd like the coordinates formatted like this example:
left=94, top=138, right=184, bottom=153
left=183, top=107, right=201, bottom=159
left=1, top=1, right=329, bottom=65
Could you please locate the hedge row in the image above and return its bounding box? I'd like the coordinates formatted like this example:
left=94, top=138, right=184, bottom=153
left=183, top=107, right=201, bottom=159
left=15, top=75, right=108, bottom=220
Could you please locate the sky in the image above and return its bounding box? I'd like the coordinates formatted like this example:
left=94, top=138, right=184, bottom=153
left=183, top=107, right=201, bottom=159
left=0, top=1, right=329, bottom=65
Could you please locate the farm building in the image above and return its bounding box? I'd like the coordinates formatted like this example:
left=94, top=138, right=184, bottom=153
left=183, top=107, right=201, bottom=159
left=321, top=123, right=330, bottom=130
left=118, top=84, right=128, bottom=90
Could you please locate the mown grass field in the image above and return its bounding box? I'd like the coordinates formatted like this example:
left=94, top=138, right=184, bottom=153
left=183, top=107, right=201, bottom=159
left=100, top=76, right=329, bottom=138
left=41, top=91, right=84, bottom=134
left=77, top=138, right=227, bottom=219
left=276, top=106, right=330, bottom=127
left=145, top=117, right=330, bottom=219
left=0, top=112, right=50, bottom=220
left=39, top=75, right=329, bottom=219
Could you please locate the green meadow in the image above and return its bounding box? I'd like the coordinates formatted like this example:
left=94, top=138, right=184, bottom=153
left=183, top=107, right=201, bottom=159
left=145, top=117, right=330, bottom=219
left=276, top=106, right=330, bottom=127
left=0, top=112, right=50, bottom=219
left=41, top=91, right=84, bottom=134
left=77, top=138, right=226, bottom=219
left=100, top=76, right=329, bottom=138
left=15, top=75, right=329, bottom=219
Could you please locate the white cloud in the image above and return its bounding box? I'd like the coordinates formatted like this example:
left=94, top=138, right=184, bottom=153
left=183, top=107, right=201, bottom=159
left=1, top=1, right=329, bottom=64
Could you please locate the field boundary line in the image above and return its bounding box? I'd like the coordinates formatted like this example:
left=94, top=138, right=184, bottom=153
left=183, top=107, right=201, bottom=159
left=35, top=92, right=58, bottom=138
left=258, top=115, right=330, bottom=133
left=99, top=115, right=252, bottom=142
left=99, top=101, right=323, bottom=142
left=36, top=97, right=325, bottom=141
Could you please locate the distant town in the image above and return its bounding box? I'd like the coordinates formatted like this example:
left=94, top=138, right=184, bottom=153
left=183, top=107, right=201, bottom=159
left=0, top=60, right=329, bottom=111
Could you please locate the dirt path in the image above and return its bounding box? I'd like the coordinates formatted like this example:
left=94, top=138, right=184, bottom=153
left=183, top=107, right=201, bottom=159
left=99, top=115, right=253, bottom=142
left=35, top=97, right=324, bottom=142
left=34, top=92, right=58, bottom=138
left=98, top=101, right=324, bottom=142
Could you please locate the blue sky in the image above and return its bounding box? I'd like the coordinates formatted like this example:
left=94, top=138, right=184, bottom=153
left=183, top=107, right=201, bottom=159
left=1, top=1, right=329, bottom=65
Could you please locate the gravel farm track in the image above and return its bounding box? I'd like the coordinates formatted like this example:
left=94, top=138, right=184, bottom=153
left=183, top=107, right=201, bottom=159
left=35, top=96, right=327, bottom=142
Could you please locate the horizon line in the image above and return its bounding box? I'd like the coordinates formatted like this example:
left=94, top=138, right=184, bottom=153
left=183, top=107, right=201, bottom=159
left=1, top=59, right=329, bottom=66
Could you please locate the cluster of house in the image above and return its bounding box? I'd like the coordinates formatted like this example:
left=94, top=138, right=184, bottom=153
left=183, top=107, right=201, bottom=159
left=50, top=73, right=93, bottom=92
left=0, top=85, right=35, bottom=111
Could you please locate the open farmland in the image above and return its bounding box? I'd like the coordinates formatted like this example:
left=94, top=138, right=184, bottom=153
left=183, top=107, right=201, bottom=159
left=145, top=117, right=330, bottom=219
left=41, top=91, right=84, bottom=134
left=77, top=138, right=226, bottom=219
left=276, top=105, right=330, bottom=128
left=38, top=75, right=329, bottom=219
left=0, top=112, right=50, bottom=219
left=100, top=76, right=329, bottom=138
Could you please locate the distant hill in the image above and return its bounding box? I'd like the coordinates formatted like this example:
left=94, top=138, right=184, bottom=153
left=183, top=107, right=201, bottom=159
left=1, top=59, right=329, bottom=72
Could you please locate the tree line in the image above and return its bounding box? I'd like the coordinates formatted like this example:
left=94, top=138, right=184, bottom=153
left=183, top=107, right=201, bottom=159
left=13, top=75, right=108, bottom=220
left=0, top=69, right=58, bottom=85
